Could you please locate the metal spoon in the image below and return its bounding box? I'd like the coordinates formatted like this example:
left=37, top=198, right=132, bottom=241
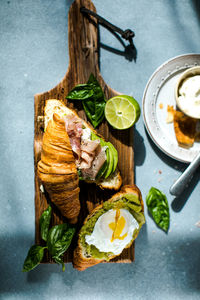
left=170, top=152, right=200, bottom=196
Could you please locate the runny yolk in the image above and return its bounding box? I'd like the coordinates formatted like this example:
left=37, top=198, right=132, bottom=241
left=109, top=209, right=128, bottom=242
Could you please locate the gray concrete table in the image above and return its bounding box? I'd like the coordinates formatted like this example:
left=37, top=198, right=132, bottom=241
left=0, top=0, right=200, bottom=299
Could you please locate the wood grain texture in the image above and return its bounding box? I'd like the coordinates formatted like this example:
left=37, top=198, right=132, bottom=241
left=34, top=0, right=135, bottom=264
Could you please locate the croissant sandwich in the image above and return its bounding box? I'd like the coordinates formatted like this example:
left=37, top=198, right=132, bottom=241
left=38, top=99, right=122, bottom=223
left=73, top=185, right=145, bottom=271
left=43, top=99, right=122, bottom=189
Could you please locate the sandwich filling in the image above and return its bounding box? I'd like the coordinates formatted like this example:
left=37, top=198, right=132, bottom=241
left=64, top=114, right=117, bottom=181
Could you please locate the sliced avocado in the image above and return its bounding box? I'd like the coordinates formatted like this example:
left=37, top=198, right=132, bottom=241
left=90, top=131, right=99, bottom=141
left=91, top=132, right=117, bottom=179
left=104, top=143, right=114, bottom=179
left=107, top=142, right=118, bottom=174
left=110, top=143, right=118, bottom=173
left=96, top=158, right=108, bottom=179
left=91, top=132, right=109, bottom=179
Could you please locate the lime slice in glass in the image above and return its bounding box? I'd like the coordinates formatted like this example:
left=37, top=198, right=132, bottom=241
left=105, top=95, right=141, bottom=129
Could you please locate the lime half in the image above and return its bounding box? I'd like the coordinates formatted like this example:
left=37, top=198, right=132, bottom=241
left=105, top=95, right=141, bottom=129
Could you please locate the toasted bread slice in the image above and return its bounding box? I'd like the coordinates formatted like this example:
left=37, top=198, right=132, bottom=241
left=43, top=99, right=122, bottom=190
left=73, top=185, right=145, bottom=271
left=173, top=110, right=197, bottom=148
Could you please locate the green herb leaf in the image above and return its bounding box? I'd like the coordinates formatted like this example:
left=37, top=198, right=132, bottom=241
left=85, top=74, right=106, bottom=128
left=67, top=84, right=94, bottom=100
left=22, top=245, right=46, bottom=272
left=47, top=224, right=76, bottom=270
left=66, top=74, right=106, bottom=128
left=53, top=256, right=65, bottom=272
left=146, top=187, right=170, bottom=232
left=39, top=205, right=52, bottom=242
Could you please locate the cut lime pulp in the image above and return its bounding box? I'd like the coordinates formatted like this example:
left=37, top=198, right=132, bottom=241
left=105, top=95, right=141, bottom=130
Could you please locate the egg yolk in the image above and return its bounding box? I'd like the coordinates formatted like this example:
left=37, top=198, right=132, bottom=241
left=109, top=209, right=128, bottom=242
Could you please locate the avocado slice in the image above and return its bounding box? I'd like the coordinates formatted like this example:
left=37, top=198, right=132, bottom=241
left=91, top=132, right=116, bottom=179
left=104, top=143, right=114, bottom=179
left=96, top=156, right=108, bottom=179
left=107, top=142, right=118, bottom=173
left=91, top=132, right=109, bottom=179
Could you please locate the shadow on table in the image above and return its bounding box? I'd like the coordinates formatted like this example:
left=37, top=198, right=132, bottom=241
left=81, top=8, right=137, bottom=64
left=171, top=172, right=199, bottom=212
left=1, top=229, right=200, bottom=295
left=191, top=0, right=200, bottom=23
left=134, top=128, right=146, bottom=167
left=99, top=39, right=137, bottom=62
left=145, top=129, right=200, bottom=211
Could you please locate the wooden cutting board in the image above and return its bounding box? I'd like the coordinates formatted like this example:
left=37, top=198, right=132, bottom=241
left=34, top=0, right=134, bottom=264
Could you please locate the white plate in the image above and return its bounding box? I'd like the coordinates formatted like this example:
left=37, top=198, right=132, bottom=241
left=142, top=54, right=200, bottom=163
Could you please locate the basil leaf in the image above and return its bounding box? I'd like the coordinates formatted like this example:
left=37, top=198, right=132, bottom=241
left=85, top=74, right=106, bottom=128
left=53, top=256, right=65, bottom=272
left=39, top=205, right=52, bottom=242
left=47, top=224, right=75, bottom=270
left=22, top=245, right=46, bottom=272
left=67, top=84, right=94, bottom=100
left=66, top=74, right=106, bottom=128
left=146, top=187, right=170, bottom=232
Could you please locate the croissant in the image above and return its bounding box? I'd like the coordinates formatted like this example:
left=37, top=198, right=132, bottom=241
left=37, top=113, right=80, bottom=223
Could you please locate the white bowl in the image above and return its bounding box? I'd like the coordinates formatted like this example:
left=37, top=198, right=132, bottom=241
left=175, top=66, right=200, bottom=119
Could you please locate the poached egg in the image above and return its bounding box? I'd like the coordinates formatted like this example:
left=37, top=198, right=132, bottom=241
left=85, top=208, right=139, bottom=255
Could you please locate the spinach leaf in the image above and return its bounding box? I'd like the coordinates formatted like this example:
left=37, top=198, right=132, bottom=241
left=22, top=245, right=46, bottom=272
left=66, top=73, right=106, bottom=128
left=39, top=205, right=52, bottom=242
left=146, top=187, right=170, bottom=232
left=47, top=224, right=75, bottom=270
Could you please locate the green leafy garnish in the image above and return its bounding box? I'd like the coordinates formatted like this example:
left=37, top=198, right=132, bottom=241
left=22, top=245, right=46, bottom=272
left=47, top=224, right=75, bottom=271
left=67, top=84, right=94, bottom=100
left=39, top=205, right=52, bottom=241
left=146, top=187, right=170, bottom=232
left=22, top=206, right=75, bottom=272
left=66, top=73, right=106, bottom=128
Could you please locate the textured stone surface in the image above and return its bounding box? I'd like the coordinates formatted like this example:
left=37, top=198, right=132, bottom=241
left=0, top=0, right=200, bottom=299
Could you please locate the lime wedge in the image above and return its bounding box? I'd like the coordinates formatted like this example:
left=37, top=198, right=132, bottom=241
left=105, top=95, right=141, bottom=129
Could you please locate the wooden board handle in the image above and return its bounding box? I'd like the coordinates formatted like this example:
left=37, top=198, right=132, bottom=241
left=68, top=0, right=99, bottom=83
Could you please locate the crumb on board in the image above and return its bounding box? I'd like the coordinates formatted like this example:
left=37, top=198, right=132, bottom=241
left=40, top=184, right=44, bottom=193
left=159, top=103, right=164, bottom=109
left=158, top=170, right=162, bottom=174
left=166, top=105, right=175, bottom=123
